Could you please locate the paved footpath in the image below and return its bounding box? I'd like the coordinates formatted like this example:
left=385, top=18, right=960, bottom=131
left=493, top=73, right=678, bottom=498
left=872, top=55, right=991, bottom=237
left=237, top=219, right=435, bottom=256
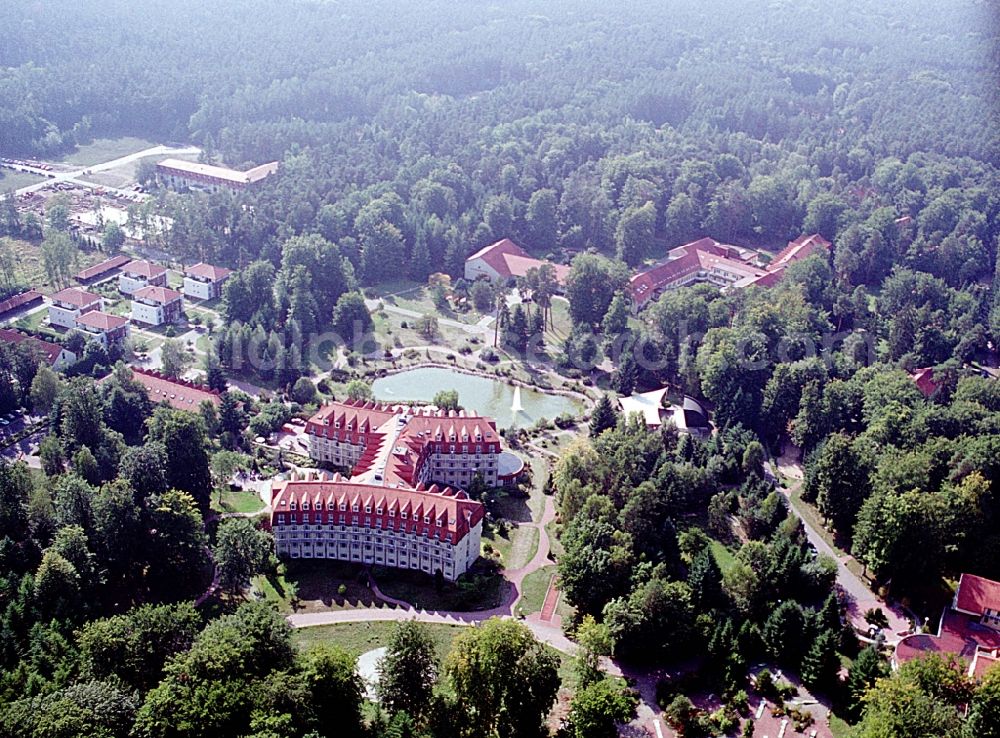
left=774, top=448, right=912, bottom=640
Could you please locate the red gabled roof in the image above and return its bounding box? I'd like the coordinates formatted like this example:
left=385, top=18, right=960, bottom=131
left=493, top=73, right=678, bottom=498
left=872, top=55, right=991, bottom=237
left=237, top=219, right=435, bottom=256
left=270, top=477, right=485, bottom=546
left=133, top=285, right=182, bottom=304
left=123, top=260, right=166, bottom=279
left=122, top=367, right=221, bottom=410
left=910, top=367, right=939, bottom=398
left=75, top=310, right=129, bottom=332
left=74, top=254, right=130, bottom=282
left=896, top=608, right=1000, bottom=667
left=956, top=574, right=1000, bottom=616
left=0, top=290, right=42, bottom=316
left=50, top=287, right=102, bottom=308
left=769, top=233, right=831, bottom=271
left=0, top=328, right=66, bottom=365
left=184, top=262, right=232, bottom=281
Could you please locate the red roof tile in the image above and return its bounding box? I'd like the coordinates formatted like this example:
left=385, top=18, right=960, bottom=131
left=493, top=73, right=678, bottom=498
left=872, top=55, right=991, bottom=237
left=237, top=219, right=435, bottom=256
left=123, top=260, right=166, bottom=279
left=50, top=287, right=102, bottom=309
left=769, top=233, right=831, bottom=271
left=133, top=285, right=182, bottom=304
left=184, top=262, right=232, bottom=281
left=124, top=367, right=221, bottom=410
left=75, top=310, right=129, bottom=331
left=0, top=290, right=43, bottom=316
left=74, top=254, right=130, bottom=282
left=467, top=238, right=567, bottom=284
left=0, top=328, right=66, bottom=365
left=956, top=574, right=1000, bottom=616
left=270, top=476, right=484, bottom=546
left=896, top=609, right=1000, bottom=667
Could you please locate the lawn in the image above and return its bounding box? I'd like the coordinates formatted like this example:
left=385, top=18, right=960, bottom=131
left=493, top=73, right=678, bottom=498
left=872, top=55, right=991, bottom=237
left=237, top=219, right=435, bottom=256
left=506, top=525, right=539, bottom=570
left=211, top=488, right=265, bottom=514
left=59, top=137, right=158, bottom=167
left=293, top=620, right=468, bottom=660
left=0, top=170, right=47, bottom=191
left=516, top=564, right=556, bottom=616
left=371, top=565, right=507, bottom=612
left=709, top=539, right=737, bottom=576
left=254, top=560, right=385, bottom=614
left=0, top=239, right=108, bottom=293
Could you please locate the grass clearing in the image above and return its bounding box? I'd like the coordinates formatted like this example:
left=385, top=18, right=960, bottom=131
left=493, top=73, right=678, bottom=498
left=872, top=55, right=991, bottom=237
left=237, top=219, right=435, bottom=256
left=517, top=564, right=556, bottom=616
left=254, top=560, right=385, bottom=614
left=506, top=525, right=540, bottom=570
left=293, top=620, right=467, bottom=659
left=709, top=539, right=737, bottom=576
left=60, top=137, right=158, bottom=167
left=0, top=170, right=47, bottom=191
left=212, top=488, right=265, bottom=514
left=372, top=566, right=507, bottom=612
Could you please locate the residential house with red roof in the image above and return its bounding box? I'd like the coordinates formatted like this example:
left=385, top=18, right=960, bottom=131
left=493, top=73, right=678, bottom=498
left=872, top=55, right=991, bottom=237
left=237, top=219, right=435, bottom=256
left=183, top=262, right=232, bottom=300
left=48, top=288, right=103, bottom=330
left=131, top=285, right=183, bottom=326
left=0, top=329, right=75, bottom=371
left=119, top=259, right=168, bottom=295
left=464, top=238, right=570, bottom=287
left=74, top=311, right=130, bottom=349
left=895, top=573, right=1000, bottom=680
left=107, top=367, right=222, bottom=412
left=910, top=367, right=940, bottom=398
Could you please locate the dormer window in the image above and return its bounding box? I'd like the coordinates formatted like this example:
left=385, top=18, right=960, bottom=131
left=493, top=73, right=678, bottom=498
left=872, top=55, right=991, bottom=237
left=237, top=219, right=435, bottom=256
left=389, top=509, right=395, bottom=517
left=376, top=507, right=383, bottom=515
left=327, top=502, right=335, bottom=511
left=365, top=505, right=371, bottom=513
left=302, top=502, right=309, bottom=511
left=290, top=501, right=297, bottom=511
left=423, top=515, right=430, bottom=524
left=401, top=511, right=408, bottom=520
left=352, top=504, right=359, bottom=512
left=339, top=502, right=347, bottom=511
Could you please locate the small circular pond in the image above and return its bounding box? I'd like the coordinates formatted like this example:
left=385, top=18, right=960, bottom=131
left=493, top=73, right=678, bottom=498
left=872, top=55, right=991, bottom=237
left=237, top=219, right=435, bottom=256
left=371, top=367, right=584, bottom=429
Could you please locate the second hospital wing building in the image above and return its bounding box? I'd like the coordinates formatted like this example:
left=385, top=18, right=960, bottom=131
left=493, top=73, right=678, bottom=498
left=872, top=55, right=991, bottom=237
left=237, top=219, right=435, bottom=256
left=269, top=400, right=523, bottom=579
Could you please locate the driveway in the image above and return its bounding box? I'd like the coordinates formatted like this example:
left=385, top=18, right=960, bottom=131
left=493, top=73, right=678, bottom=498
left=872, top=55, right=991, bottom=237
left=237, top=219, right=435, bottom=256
left=774, top=449, right=912, bottom=640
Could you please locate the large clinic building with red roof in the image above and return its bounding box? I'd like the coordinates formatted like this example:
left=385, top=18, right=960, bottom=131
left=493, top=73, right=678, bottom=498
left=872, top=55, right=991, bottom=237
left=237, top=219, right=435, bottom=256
left=270, top=399, right=525, bottom=578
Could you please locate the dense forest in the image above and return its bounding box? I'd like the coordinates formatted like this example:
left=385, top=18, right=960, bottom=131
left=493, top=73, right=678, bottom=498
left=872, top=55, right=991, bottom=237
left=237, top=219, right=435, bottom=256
left=2, top=0, right=1000, bottom=736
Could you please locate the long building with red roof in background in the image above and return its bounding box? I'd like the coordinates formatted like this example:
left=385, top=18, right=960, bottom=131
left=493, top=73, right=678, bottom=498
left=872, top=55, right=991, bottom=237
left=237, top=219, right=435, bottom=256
left=269, top=399, right=527, bottom=578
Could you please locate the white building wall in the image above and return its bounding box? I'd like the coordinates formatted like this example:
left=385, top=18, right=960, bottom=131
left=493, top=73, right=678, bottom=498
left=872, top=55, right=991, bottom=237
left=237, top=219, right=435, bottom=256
left=182, top=277, right=215, bottom=300
left=464, top=258, right=502, bottom=283
left=118, top=274, right=148, bottom=295
left=131, top=301, right=164, bottom=326
left=48, top=305, right=81, bottom=329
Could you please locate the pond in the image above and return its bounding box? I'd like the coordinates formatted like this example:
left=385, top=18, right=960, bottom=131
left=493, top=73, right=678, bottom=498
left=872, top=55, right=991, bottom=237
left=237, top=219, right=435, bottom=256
left=371, top=367, right=585, bottom=429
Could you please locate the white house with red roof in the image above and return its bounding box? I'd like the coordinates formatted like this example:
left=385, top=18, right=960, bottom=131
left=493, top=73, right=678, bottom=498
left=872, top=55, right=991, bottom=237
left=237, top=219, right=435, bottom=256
left=131, top=285, right=184, bottom=326
left=183, top=262, right=232, bottom=300
left=0, top=329, right=76, bottom=370
left=48, top=287, right=103, bottom=329
left=74, top=311, right=130, bottom=348
left=118, top=259, right=168, bottom=295
left=895, top=573, right=1000, bottom=680
left=464, top=238, right=569, bottom=287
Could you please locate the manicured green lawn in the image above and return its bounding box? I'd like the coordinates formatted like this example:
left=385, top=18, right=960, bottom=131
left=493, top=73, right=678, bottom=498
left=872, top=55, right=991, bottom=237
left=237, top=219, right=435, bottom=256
left=828, top=714, right=852, bottom=738
left=294, top=620, right=467, bottom=660
left=254, top=560, right=383, bottom=614
left=505, top=525, right=540, bottom=571
left=211, top=488, right=265, bottom=514
left=372, top=566, right=506, bottom=612
left=517, top=564, right=556, bottom=617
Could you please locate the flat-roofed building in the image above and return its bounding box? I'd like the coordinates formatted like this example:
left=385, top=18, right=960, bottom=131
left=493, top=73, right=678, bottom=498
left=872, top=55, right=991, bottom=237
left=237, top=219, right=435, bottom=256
left=119, top=260, right=167, bottom=295
left=131, top=286, right=183, bottom=326
left=74, top=310, right=130, bottom=348
left=157, top=158, right=279, bottom=193
left=48, top=288, right=103, bottom=330
left=183, top=262, right=232, bottom=300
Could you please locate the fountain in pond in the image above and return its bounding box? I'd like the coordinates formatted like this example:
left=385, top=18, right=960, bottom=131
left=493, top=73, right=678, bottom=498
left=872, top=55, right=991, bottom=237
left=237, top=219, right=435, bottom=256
left=510, top=385, right=523, bottom=415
